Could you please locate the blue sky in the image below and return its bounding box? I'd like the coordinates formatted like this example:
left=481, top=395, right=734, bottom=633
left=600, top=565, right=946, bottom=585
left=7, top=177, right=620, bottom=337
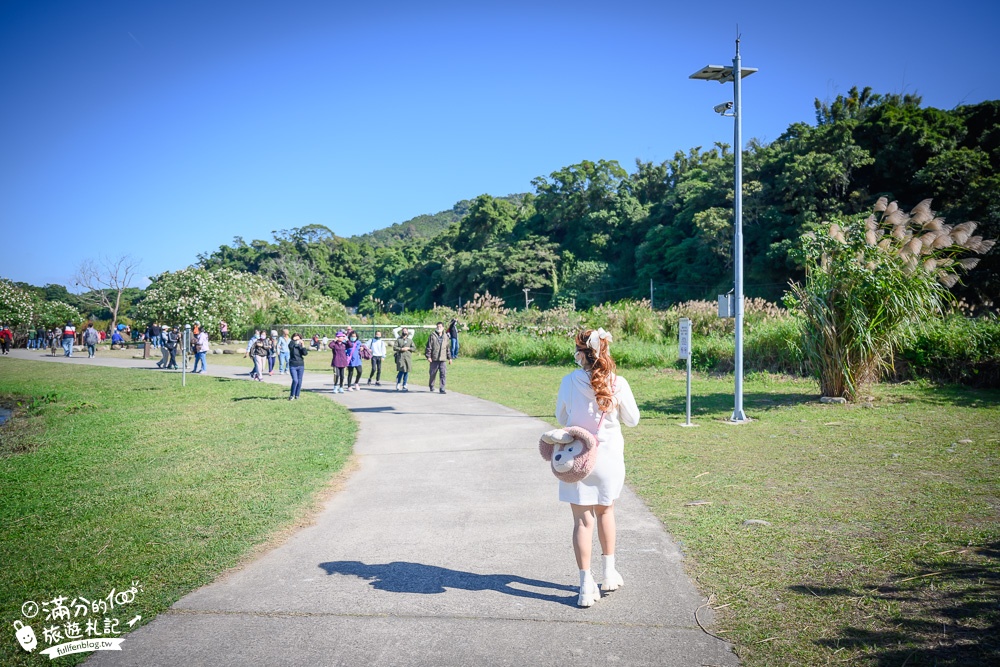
left=2, top=0, right=998, bottom=290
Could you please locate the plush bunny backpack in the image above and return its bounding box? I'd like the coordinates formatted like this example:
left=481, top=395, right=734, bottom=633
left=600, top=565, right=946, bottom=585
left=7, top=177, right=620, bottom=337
left=539, top=426, right=599, bottom=483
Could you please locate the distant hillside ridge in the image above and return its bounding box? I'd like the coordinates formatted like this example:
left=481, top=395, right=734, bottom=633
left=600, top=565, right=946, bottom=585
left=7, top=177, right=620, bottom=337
left=352, top=194, right=529, bottom=247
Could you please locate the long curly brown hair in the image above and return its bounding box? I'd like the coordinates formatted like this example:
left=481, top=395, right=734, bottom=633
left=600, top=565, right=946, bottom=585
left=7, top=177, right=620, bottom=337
left=575, top=329, right=617, bottom=413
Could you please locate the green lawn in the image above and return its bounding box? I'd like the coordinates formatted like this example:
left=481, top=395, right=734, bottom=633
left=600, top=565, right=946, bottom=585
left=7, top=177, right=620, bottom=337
left=2, top=352, right=998, bottom=665
left=446, top=360, right=1000, bottom=666
left=0, top=358, right=355, bottom=667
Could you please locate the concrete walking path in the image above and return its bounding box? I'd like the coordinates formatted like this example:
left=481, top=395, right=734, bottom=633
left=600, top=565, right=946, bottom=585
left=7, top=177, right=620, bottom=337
left=6, top=349, right=738, bottom=666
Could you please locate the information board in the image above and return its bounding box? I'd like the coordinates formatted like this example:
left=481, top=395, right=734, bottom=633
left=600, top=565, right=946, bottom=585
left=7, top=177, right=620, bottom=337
left=678, top=318, right=691, bottom=360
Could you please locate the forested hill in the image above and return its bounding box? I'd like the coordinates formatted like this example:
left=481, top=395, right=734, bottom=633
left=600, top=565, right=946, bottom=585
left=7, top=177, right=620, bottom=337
left=351, top=194, right=529, bottom=248
left=196, top=87, right=1000, bottom=312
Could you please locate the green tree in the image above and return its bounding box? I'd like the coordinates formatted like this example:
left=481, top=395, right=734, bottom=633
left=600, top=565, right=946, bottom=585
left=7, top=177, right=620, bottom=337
left=853, top=97, right=966, bottom=201
left=529, top=159, right=628, bottom=258
left=454, top=194, right=518, bottom=251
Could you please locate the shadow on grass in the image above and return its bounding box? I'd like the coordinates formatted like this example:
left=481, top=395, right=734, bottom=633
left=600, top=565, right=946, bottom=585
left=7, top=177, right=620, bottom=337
left=795, top=541, right=1000, bottom=665
left=886, top=382, right=1000, bottom=409
left=639, top=391, right=817, bottom=416
left=788, top=585, right=855, bottom=597
left=231, top=396, right=286, bottom=402
left=319, top=560, right=577, bottom=605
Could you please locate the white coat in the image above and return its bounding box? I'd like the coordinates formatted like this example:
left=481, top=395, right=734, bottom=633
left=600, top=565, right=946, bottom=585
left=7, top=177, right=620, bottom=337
left=555, top=369, right=640, bottom=505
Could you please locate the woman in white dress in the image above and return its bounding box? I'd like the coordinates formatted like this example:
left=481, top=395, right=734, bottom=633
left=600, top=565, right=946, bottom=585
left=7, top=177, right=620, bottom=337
left=555, top=328, right=640, bottom=607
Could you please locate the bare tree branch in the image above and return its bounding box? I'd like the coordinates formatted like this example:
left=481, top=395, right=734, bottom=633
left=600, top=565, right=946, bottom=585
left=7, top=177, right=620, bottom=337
left=258, top=254, right=323, bottom=301
left=74, top=255, right=141, bottom=330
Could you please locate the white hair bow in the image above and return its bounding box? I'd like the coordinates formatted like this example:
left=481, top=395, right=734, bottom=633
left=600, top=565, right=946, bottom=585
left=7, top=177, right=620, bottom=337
left=588, top=328, right=613, bottom=353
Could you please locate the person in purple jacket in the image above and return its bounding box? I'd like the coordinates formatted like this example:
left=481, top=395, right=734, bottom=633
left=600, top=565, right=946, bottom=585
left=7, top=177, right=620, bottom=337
left=329, top=330, right=349, bottom=394
left=345, top=331, right=364, bottom=391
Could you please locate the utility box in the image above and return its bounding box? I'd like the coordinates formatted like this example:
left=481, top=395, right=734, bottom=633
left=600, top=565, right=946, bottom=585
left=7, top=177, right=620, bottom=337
left=718, top=294, right=735, bottom=318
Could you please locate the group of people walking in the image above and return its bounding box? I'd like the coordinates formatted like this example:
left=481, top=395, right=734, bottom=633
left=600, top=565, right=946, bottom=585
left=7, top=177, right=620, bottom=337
left=235, top=322, right=457, bottom=400
left=323, top=321, right=454, bottom=394
left=243, top=329, right=309, bottom=400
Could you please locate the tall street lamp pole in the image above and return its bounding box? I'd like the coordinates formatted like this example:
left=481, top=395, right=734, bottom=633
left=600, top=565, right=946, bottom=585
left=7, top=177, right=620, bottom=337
left=690, top=38, right=757, bottom=423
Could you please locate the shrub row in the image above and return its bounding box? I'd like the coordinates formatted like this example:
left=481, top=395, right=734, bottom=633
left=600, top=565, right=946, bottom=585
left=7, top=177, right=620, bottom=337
left=462, top=314, right=1000, bottom=388
left=896, top=314, right=1000, bottom=387
left=266, top=297, right=998, bottom=388
left=462, top=316, right=806, bottom=375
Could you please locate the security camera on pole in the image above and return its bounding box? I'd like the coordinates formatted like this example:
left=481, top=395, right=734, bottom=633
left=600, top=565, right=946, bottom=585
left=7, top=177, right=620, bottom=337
left=690, top=37, right=757, bottom=424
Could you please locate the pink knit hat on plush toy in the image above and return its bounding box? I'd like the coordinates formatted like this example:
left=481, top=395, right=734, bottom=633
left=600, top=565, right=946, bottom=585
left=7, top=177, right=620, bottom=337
left=538, top=426, right=598, bottom=483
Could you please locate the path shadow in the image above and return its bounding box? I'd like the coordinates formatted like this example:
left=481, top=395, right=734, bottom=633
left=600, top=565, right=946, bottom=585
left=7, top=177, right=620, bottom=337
left=318, top=560, right=577, bottom=605
left=795, top=540, right=1000, bottom=664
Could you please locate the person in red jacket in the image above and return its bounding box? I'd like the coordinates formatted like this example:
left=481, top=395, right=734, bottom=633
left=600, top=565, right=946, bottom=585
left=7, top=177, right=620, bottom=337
left=61, top=321, right=76, bottom=357
left=0, top=325, right=13, bottom=354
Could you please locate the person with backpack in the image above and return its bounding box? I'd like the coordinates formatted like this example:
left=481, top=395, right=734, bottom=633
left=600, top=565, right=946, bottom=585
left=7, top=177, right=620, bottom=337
left=164, top=326, right=180, bottom=369
left=244, top=329, right=260, bottom=377
left=83, top=322, right=100, bottom=358
left=244, top=330, right=270, bottom=381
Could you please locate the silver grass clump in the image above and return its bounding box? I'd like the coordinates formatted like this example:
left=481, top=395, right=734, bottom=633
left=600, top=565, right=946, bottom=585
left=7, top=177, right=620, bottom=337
left=923, top=217, right=946, bottom=231
left=793, top=196, right=993, bottom=403
left=910, top=199, right=934, bottom=224
left=858, top=197, right=995, bottom=286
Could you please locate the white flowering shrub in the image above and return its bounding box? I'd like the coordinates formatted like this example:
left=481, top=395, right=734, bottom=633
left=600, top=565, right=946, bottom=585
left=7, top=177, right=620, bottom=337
left=135, top=268, right=282, bottom=337
left=0, top=278, right=35, bottom=326
left=35, top=300, right=83, bottom=330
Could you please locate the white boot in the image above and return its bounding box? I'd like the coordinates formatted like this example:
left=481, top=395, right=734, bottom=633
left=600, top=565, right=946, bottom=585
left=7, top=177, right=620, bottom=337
left=577, top=570, right=600, bottom=608
left=602, top=554, right=623, bottom=592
